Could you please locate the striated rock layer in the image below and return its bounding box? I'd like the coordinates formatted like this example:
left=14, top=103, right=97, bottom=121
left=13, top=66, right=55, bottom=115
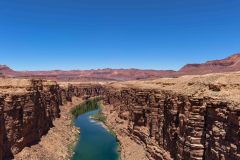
left=1, top=72, right=240, bottom=160
left=102, top=88, right=239, bottom=160
left=14, top=96, right=81, bottom=160
left=0, top=79, right=62, bottom=159
left=0, top=79, right=106, bottom=160
left=2, top=53, right=240, bottom=81
left=60, top=72, right=240, bottom=160
left=100, top=72, right=240, bottom=160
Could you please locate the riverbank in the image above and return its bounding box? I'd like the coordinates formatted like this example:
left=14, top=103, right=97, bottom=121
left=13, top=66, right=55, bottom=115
left=89, top=107, right=117, bottom=139
left=72, top=109, right=119, bottom=160
left=14, top=97, right=82, bottom=160
left=101, top=104, right=149, bottom=160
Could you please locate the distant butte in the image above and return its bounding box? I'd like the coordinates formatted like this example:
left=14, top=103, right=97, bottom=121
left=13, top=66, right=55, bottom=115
left=179, top=53, right=240, bottom=74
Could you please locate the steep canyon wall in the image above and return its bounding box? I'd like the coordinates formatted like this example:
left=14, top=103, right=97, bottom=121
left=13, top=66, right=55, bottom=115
left=0, top=80, right=62, bottom=159
left=0, top=80, right=105, bottom=160
left=0, top=78, right=239, bottom=160
left=103, top=87, right=240, bottom=160
left=59, top=83, right=240, bottom=160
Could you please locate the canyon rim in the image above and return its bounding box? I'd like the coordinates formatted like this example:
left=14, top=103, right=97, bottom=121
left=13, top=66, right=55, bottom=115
left=1, top=1, right=240, bottom=159
left=0, top=54, right=240, bottom=160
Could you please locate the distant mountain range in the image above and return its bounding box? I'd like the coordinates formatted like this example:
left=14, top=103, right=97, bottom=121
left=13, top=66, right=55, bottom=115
left=1, top=53, right=240, bottom=81
left=179, top=53, right=240, bottom=74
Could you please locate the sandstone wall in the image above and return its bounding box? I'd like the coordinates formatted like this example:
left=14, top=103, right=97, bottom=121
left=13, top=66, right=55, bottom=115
left=0, top=81, right=106, bottom=160
left=60, top=83, right=240, bottom=160
left=0, top=80, right=239, bottom=160
left=103, top=87, right=240, bottom=160
left=0, top=80, right=63, bottom=159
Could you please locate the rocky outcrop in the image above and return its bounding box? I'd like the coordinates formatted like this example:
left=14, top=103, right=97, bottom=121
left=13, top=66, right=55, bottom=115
left=0, top=79, right=63, bottom=159
left=0, top=80, right=106, bottom=160
left=0, top=74, right=240, bottom=160
left=56, top=81, right=240, bottom=160
left=179, top=53, right=240, bottom=75
left=101, top=87, right=240, bottom=160
left=0, top=65, right=19, bottom=77
left=204, top=100, right=240, bottom=160
left=13, top=96, right=82, bottom=160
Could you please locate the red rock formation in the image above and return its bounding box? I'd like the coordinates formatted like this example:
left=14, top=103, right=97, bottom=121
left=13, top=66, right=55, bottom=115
left=20, top=69, right=176, bottom=81
left=2, top=53, right=240, bottom=81
left=102, top=87, right=240, bottom=160
left=0, top=81, right=107, bottom=159
left=0, top=65, right=19, bottom=77
left=0, top=79, right=63, bottom=159
left=0, top=77, right=239, bottom=160
left=179, top=53, right=240, bottom=74
left=0, top=66, right=177, bottom=81
left=56, top=83, right=240, bottom=160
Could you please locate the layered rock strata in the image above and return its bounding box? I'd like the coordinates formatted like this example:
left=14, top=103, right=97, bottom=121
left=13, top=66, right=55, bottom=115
left=0, top=79, right=62, bottom=159
left=1, top=72, right=240, bottom=160
left=59, top=77, right=240, bottom=160
left=99, top=72, right=240, bottom=160
left=0, top=80, right=106, bottom=160
left=14, top=96, right=81, bottom=160
left=102, top=88, right=240, bottom=160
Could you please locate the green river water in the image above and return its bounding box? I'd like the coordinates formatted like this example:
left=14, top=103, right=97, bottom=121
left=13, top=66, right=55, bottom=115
left=71, top=109, right=119, bottom=160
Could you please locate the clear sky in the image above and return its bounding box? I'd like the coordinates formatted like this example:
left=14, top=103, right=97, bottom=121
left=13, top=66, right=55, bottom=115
left=0, top=0, right=240, bottom=71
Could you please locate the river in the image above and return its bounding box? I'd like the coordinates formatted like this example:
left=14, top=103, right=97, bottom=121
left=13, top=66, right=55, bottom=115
left=71, top=109, right=119, bottom=160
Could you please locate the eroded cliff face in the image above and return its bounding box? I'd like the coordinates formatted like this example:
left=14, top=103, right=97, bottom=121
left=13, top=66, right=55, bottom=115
left=0, top=79, right=63, bottom=159
left=0, top=73, right=240, bottom=160
left=42, top=80, right=240, bottom=160
left=0, top=80, right=106, bottom=160
left=61, top=81, right=240, bottom=160
left=100, top=87, right=240, bottom=160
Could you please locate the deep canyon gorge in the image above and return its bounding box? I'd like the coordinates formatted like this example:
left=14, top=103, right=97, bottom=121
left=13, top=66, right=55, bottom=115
left=0, top=71, right=240, bottom=160
left=2, top=0, right=240, bottom=158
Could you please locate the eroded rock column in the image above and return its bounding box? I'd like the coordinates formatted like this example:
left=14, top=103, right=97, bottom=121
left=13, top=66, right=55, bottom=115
left=183, top=98, right=206, bottom=160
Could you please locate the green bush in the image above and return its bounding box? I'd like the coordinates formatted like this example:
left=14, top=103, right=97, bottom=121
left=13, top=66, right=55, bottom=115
left=91, top=111, right=106, bottom=122
left=90, top=104, right=107, bottom=122
left=71, top=97, right=102, bottom=118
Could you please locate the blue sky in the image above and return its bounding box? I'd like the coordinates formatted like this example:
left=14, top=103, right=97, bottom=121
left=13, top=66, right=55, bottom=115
left=0, top=0, right=240, bottom=71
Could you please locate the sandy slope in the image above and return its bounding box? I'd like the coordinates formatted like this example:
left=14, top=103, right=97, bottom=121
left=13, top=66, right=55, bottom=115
left=14, top=97, right=81, bottom=160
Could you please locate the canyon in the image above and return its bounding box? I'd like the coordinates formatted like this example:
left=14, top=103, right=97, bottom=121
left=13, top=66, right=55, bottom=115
left=0, top=79, right=62, bottom=159
left=102, top=73, right=240, bottom=160
left=0, top=71, right=240, bottom=160
left=2, top=0, right=240, bottom=159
